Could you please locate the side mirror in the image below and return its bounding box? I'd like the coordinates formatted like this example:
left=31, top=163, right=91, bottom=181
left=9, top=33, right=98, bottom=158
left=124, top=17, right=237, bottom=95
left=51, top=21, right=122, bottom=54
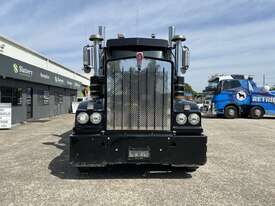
left=182, top=46, right=190, bottom=71
left=83, top=45, right=94, bottom=73
left=205, top=86, right=218, bottom=92
left=215, top=82, right=222, bottom=94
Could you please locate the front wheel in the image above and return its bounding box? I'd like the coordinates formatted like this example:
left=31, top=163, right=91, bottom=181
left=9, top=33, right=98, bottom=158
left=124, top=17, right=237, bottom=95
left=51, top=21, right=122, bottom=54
left=224, top=105, right=238, bottom=119
left=250, top=106, right=264, bottom=119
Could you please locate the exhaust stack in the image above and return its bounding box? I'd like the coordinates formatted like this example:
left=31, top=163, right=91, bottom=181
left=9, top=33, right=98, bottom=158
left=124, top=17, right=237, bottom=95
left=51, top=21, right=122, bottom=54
left=98, top=26, right=106, bottom=47
left=168, top=26, right=175, bottom=47
left=89, top=34, right=103, bottom=76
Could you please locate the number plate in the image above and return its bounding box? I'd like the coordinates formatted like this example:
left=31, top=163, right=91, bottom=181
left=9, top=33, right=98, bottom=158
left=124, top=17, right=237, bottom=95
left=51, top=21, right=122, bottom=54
left=128, top=148, right=150, bottom=159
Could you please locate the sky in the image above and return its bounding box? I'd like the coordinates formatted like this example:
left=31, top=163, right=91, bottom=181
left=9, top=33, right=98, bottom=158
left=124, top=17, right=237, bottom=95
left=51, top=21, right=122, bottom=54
left=1, top=0, right=275, bottom=91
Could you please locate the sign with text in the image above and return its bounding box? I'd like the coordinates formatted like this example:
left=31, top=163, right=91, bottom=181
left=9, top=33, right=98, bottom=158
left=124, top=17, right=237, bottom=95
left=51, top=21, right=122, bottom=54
left=0, top=103, right=12, bottom=129
left=0, top=54, right=83, bottom=90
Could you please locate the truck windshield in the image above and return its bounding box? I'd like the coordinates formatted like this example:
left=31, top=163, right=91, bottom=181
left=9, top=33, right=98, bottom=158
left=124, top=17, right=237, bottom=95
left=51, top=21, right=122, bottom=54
left=205, top=79, right=219, bottom=92
left=208, top=81, right=218, bottom=88
left=222, top=80, right=241, bottom=90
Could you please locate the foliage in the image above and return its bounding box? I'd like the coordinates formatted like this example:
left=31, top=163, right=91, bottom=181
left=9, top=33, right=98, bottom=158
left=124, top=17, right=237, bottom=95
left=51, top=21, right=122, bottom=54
left=184, top=83, right=198, bottom=96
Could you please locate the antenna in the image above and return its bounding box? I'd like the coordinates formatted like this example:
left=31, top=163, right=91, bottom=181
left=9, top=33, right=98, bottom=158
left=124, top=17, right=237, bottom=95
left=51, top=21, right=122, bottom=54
left=135, top=7, right=140, bottom=36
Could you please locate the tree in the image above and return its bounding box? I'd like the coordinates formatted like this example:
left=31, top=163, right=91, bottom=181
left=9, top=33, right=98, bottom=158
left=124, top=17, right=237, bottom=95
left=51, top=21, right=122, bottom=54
left=184, top=83, right=198, bottom=96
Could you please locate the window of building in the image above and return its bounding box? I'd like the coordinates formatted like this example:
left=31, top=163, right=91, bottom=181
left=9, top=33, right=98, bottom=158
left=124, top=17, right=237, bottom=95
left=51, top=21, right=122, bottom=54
left=0, top=87, right=22, bottom=106
left=1, top=87, right=12, bottom=103
left=54, top=92, right=59, bottom=105
left=54, top=92, right=63, bottom=105
left=44, top=91, right=50, bottom=105
left=13, top=88, right=23, bottom=105
left=59, top=94, right=63, bottom=104
left=37, top=90, right=49, bottom=105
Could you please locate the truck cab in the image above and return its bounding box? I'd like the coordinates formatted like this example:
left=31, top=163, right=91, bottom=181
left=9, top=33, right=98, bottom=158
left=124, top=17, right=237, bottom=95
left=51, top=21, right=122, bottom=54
left=70, top=26, right=207, bottom=172
left=212, top=78, right=275, bottom=118
left=201, top=74, right=245, bottom=114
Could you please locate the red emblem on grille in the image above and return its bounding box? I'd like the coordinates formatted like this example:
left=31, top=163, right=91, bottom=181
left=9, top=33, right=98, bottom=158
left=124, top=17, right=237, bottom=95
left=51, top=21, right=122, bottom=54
left=136, top=52, right=144, bottom=68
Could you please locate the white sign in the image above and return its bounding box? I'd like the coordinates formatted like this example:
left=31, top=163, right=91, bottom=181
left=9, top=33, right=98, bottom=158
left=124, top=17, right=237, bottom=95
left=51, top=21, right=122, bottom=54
left=13, top=63, right=33, bottom=77
left=40, top=72, right=50, bottom=80
left=252, top=96, right=275, bottom=104
left=0, top=103, right=12, bottom=129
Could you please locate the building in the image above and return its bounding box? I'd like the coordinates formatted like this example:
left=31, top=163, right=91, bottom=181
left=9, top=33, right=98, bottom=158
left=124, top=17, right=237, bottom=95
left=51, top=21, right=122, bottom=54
left=0, top=35, right=89, bottom=124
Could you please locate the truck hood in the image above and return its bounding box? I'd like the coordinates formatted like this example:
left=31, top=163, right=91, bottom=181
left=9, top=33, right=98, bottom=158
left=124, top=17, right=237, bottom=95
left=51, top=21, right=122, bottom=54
left=174, top=99, right=200, bottom=112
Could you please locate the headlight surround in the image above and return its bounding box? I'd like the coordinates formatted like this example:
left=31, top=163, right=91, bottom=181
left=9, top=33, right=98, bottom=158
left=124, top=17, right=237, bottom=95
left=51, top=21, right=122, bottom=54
left=188, top=113, right=200, bottom=125
left=90, top=112, right=102, bottom=124
left=176, top=113, right=187, bottom=125
left=76, top=112, right=89, bottom=124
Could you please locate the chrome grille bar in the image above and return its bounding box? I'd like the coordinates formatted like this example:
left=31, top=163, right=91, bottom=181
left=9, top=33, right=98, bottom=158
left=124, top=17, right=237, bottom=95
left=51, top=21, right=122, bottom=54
left=107, top=59, right=171, bottom=131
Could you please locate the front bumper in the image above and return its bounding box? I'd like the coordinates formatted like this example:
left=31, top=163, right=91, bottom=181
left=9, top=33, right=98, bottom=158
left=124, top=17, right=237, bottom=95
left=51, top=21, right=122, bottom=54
left=70, top=133, right=207, bottom=167
left=201, top=104, right=218, bottom=115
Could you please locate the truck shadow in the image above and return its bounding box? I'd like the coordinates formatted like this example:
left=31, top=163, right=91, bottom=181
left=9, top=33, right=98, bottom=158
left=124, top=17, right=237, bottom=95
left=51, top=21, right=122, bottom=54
left=44, top=130, right=192, bottom=179
left=263, top=116, right=275, bottom=120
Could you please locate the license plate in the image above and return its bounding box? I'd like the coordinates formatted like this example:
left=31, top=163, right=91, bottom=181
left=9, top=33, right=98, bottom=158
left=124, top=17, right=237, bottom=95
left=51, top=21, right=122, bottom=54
left=128, top=148, right=150, bottom=159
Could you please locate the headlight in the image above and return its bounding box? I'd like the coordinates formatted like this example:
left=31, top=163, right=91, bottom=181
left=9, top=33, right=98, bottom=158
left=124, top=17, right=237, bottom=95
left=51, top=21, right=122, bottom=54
left=188, top=113, right=200, bottom=125
left=76, top=112, right=89, bottom=124
left=90, top=112, right=102, bottom=124
left=176, top=113, right=187, bottom=125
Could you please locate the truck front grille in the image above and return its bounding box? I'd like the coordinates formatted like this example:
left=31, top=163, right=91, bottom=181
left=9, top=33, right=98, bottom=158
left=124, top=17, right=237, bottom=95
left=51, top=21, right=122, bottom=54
left=106, top=58, right=171, bottom=131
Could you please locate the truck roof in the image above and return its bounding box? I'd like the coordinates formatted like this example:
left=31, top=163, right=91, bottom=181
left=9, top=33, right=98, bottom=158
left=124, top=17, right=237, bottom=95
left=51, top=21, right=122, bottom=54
left=208, top=74, right=247, bottom=82
left=106, top=38, right=169, bottom=49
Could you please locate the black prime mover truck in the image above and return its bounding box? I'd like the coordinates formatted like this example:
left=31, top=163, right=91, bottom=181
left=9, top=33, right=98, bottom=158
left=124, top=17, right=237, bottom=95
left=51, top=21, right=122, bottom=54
left=70, top=26, right=207, bottom=173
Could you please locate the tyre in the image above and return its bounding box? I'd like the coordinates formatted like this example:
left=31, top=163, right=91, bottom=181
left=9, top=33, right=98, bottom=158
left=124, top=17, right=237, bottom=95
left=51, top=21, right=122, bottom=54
left=184, top=167, right=198, bottom=173
left=250, top=106, right=264, bottom=119
left=173, top=166, right=198, bottom=173
left=224, top=105, right=238, bottom=119
left=77, top=167, right=90, bottom=173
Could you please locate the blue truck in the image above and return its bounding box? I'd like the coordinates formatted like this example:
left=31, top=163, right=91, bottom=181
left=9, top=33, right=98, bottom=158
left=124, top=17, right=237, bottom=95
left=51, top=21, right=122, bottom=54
left=204, top=77, right=275, bottom=119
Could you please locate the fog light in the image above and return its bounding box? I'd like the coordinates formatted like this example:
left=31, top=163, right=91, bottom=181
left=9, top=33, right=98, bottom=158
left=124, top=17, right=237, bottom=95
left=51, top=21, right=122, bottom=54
left=90, top=112, right=102, bottom=124
left=176, top=113, right=187, bottom=125
left=188, top=113, right=200, bottom=125
left=76, top=112, right=89, bottom=124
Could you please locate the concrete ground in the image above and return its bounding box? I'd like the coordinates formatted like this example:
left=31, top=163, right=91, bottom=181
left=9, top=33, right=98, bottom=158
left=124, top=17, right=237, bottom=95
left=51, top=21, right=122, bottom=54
left=0, top=114, right=274, bottom=206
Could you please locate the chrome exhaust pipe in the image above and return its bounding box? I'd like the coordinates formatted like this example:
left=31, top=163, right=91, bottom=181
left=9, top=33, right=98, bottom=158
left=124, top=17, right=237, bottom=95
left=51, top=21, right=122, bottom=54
left=98, top=26, right=106, bottom=47
left=168, top=26, right=175, bottom=48
left=89, top=34, right=103, bottom=76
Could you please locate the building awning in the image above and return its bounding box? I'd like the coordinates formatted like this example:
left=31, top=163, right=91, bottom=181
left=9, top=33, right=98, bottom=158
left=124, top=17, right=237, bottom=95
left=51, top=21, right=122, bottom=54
left=0, top=54, right=82, bottom=90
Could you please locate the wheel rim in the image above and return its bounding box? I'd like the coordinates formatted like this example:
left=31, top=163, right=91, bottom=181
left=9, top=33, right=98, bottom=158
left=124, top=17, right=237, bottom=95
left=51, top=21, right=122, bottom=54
left=228, top=108, right=235, bottom=117
left=254, top=109, right=261, bottom=117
